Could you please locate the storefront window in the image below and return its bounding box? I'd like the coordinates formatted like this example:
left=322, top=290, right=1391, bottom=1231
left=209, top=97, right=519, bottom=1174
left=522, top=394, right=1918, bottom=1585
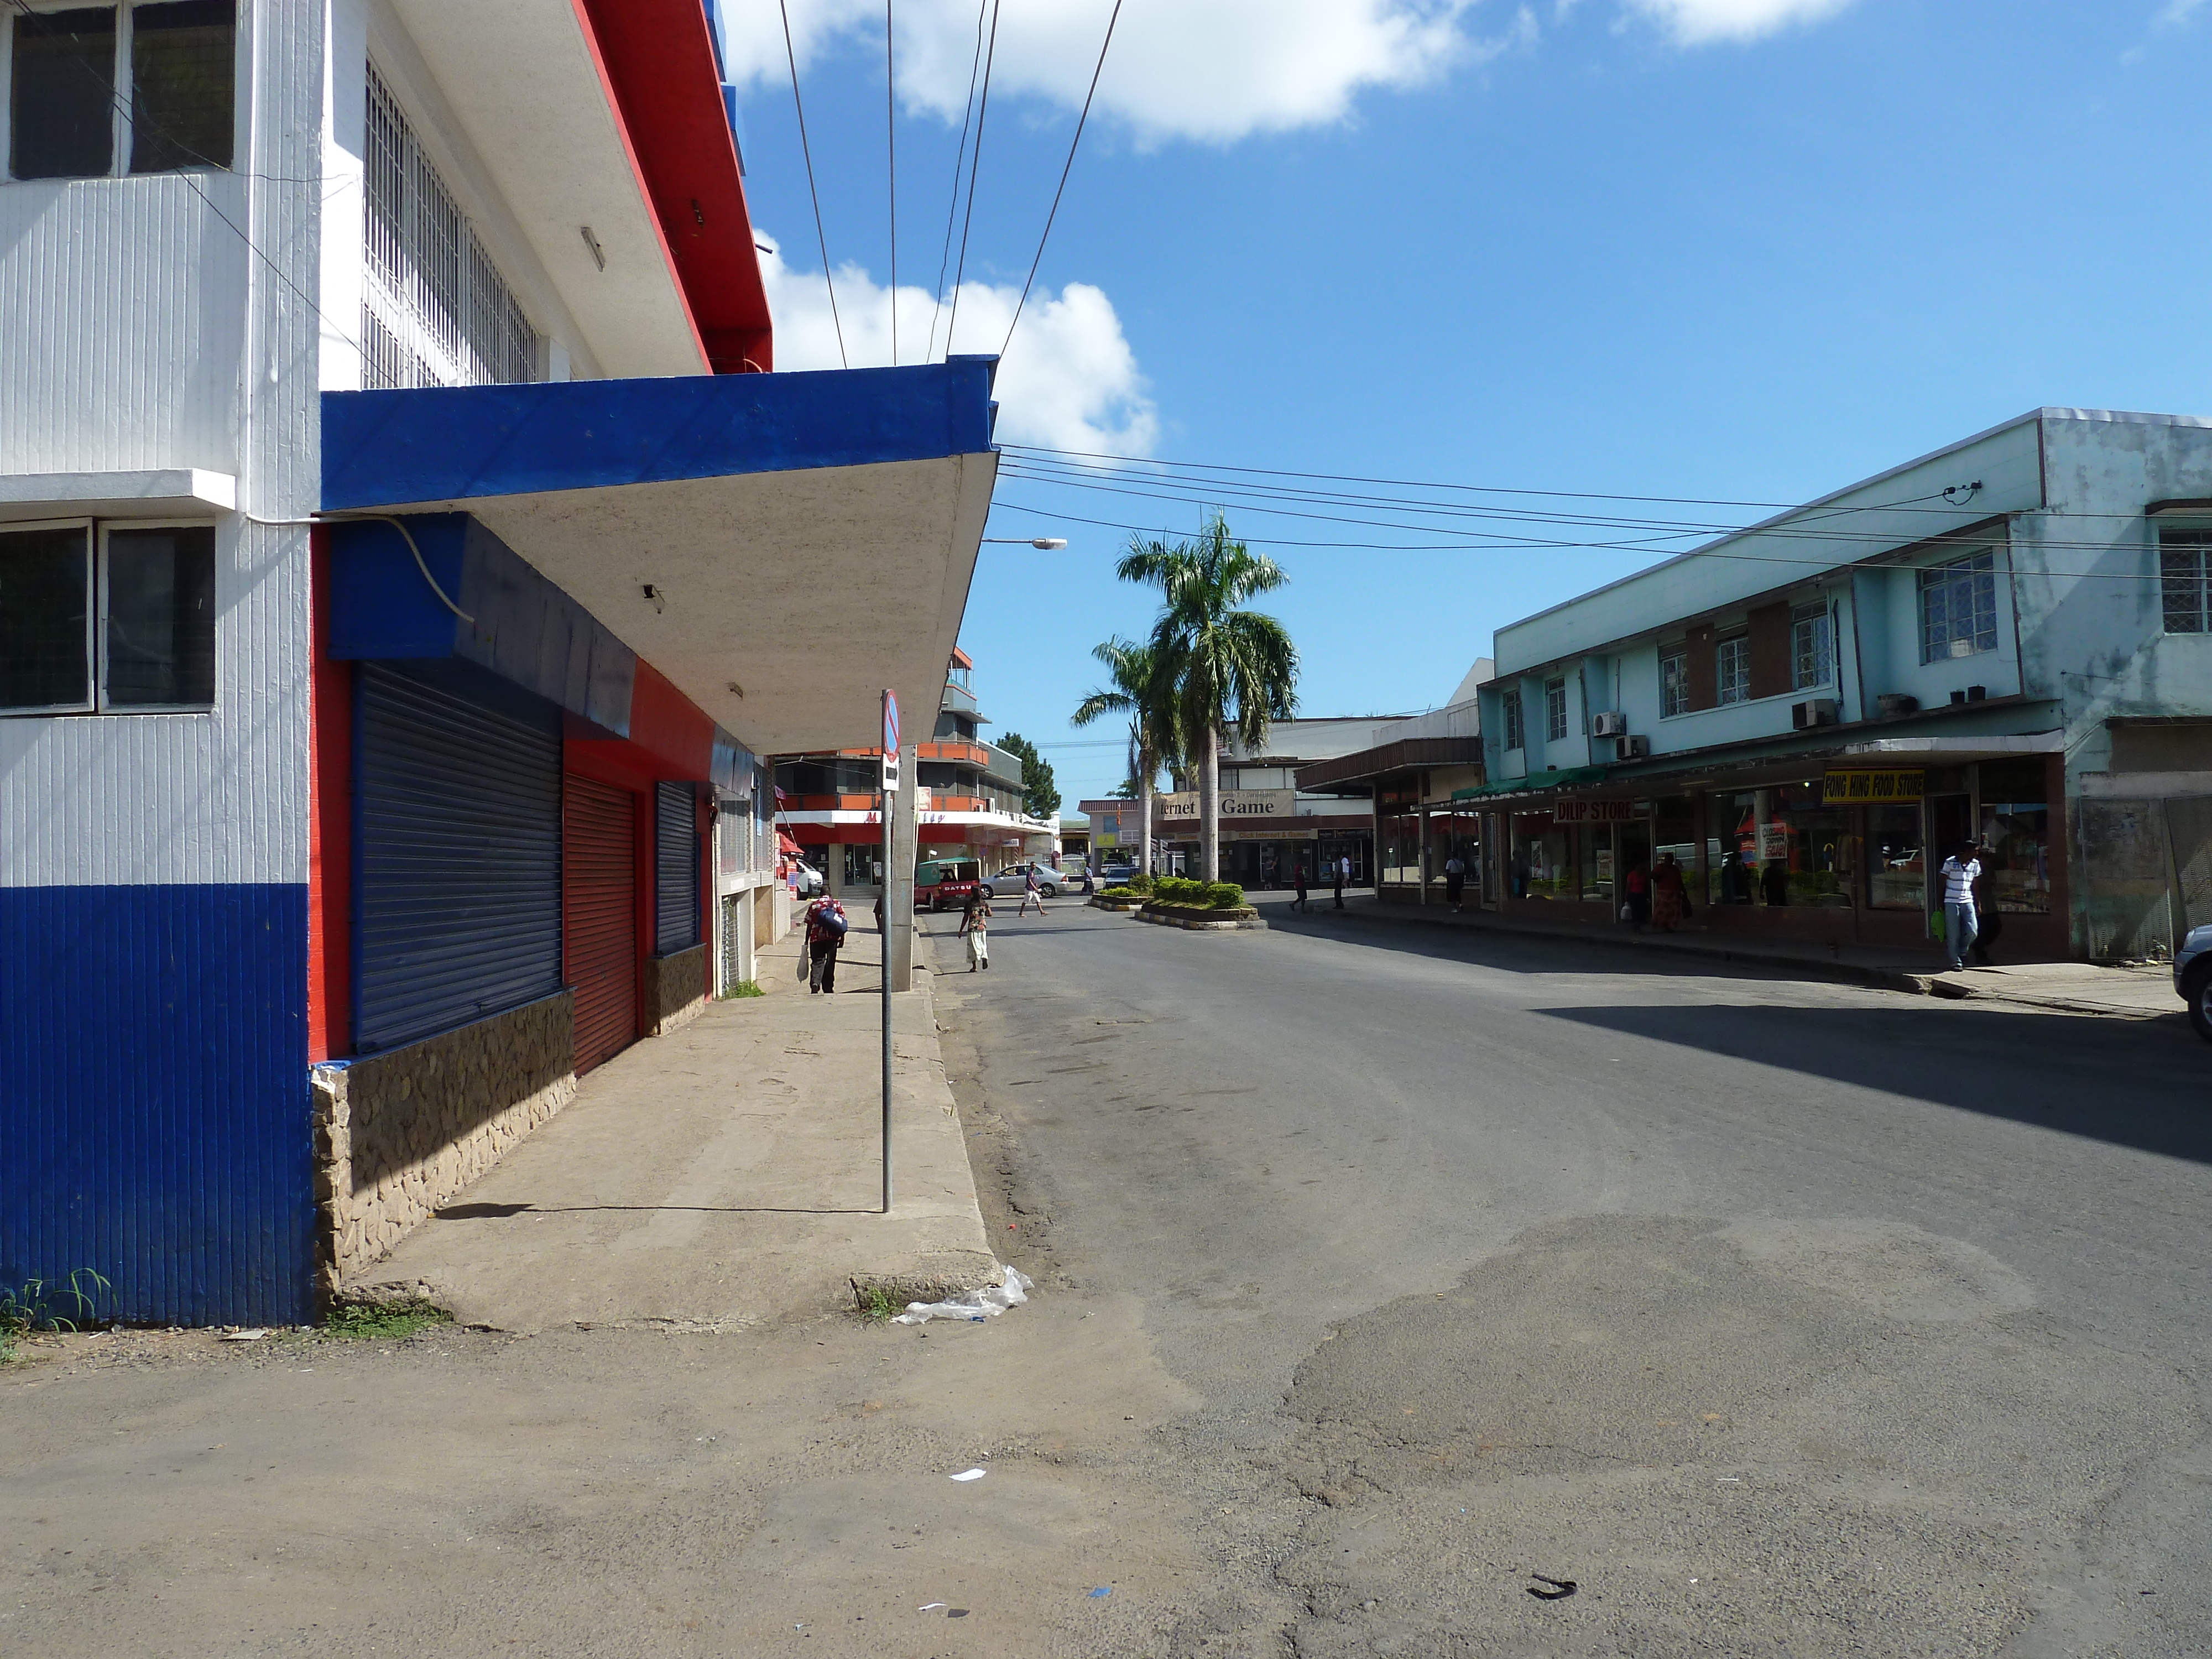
left=1866, top=804, right=1924, bottom=909
left=843, top=843, right=884, bottom=888
left=1707, top=784, right=1851, bottom=907
left=1654, top=796, right=1697, bottom=891
left=1426, top=810, right=1481, bottom=890
left=1979, top=757, right=2051, bottom=913
left=1580, top=822, right=1611, bottom=904
left=1512, top=813, right=1572, bottom=899
left=1381, top=814, right=1421, bottom=885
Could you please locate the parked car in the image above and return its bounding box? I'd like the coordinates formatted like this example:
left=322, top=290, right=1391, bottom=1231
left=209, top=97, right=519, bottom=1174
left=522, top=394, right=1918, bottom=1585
left=2176, top=923, right=2212, bottom=1041
left=985, top=863, right=1062, bottom=898
left=789, top=858, right=825, bottom=898
left=916, top=858, right=983, bottom=912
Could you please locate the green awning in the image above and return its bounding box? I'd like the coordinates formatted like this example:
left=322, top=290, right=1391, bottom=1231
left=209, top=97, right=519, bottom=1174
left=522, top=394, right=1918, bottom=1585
left=1449, top=765, right=1610, bottom=801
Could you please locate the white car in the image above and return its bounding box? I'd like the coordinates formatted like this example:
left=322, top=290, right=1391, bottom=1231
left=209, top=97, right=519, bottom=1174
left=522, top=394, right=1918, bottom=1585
left=985, top=863, right=1062, bottom=898
left=790, top=858, right=826, bottom=898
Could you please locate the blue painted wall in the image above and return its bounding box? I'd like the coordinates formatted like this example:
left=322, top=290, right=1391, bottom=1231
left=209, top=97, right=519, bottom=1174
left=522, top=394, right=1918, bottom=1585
left=321, top=359, right=998, bottom=511
left=0, top=885, right=314, bottom=1326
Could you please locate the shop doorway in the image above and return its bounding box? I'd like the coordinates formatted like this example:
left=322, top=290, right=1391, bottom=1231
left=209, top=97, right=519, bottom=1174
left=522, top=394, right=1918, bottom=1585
left=1927, top=793, right=1973, bottom=913
left=1618, top=821, right=1652, bottom=919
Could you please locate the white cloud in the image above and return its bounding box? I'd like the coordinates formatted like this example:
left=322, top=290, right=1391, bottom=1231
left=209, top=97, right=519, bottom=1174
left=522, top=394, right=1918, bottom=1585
left=719, top=1, right=1486, bottom=145
left=1620, top=0, right=1855, bottom=45
left=754, top=232, right=1158, bottom=454
left=2154, top=0, right=2210, bottom=28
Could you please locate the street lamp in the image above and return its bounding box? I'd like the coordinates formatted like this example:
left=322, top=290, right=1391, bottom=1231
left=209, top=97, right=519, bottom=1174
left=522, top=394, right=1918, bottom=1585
left=981, top=536, right=1068, bottom=549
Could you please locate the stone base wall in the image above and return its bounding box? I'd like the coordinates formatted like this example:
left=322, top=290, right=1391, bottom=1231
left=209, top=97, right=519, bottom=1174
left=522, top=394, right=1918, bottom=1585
left=312, top=990, right=575, bottom=1304
left=647, top=944, right=708, bottom=1035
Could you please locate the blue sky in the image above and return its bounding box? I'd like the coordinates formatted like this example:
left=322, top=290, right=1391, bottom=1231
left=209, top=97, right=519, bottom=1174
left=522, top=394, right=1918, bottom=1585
left=723, top=0, right=2211, bottom=806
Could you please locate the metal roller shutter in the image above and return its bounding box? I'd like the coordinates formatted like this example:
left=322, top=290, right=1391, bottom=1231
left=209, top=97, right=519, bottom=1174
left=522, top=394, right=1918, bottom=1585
left=566, top=775, right=638, bottom=1073
left=655, top=781, right=700, bottom=954
left=356, top=665, right=563, bottom=1052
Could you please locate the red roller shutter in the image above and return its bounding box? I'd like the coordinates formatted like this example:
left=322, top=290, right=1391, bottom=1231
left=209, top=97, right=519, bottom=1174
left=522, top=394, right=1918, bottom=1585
left=565, top=775, right=638, bottom=1074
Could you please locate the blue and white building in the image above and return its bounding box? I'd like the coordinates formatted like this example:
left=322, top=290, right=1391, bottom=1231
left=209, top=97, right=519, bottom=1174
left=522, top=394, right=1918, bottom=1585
left=1, top=2, right=998, bottom=1324
left=1464, top=409, right=2212, bottom=962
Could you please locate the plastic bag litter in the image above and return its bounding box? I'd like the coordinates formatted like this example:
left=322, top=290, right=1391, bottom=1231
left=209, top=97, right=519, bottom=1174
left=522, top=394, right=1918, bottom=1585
left=892, top=1264, right=1034, bottom=1324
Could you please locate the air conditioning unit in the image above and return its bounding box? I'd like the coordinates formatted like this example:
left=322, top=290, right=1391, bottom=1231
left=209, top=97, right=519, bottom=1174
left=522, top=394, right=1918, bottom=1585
left=1792, top=698, right=1840, bottom=730
left=1591, top=711, right=1628, bottom=738
left=1614, top=734, right=1651, bottom=761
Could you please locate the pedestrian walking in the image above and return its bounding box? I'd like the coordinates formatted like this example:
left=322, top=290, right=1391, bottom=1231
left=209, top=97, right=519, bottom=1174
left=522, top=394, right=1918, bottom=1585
left=1292, top=862, right=1309, bottom=913
left=1333, top=853, right=1349, bottom=909
left=1939, top=841, right=1982, bottom=972
left=802, top=894, right=848, bottom=993
left=1651, top=851, right=1688, bottom=933
left=1018, top=865, right=1048, bottom=916
left=1443, top=852, right=1467, bottom=912
left=958, top=885, right=992, bottom=971
left=1623, top=860, right=1650, bottom=931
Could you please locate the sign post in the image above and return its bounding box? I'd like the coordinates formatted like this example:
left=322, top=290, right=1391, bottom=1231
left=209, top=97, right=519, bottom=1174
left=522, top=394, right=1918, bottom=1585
left=880, top=690, right=899, bottom=1215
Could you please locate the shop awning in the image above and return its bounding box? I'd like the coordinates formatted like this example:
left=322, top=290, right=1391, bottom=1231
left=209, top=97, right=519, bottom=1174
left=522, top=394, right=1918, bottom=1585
left=776, top=831, right=805, bottom=858
left=322, top=361, right=998, bottom=759
left=1451, top=765, right=1610, bottom=802
left=1297, top=736, right=1484, bottom=792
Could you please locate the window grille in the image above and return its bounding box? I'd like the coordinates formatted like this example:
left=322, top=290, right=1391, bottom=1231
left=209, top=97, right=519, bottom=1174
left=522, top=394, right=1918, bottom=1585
left=1717, top=636, right=1750, bottom=705
left=2161, top=530, right=2212, bottom=635
left=1544, top=677, right=1568, bottom=743
left=1659, top=648, right=1688, bottom=717
left=1918, top=549, right=1999, bottom=662
left=1792, top=602, right=1833, bottom=690
left=361, top=65, right=539, bottom=390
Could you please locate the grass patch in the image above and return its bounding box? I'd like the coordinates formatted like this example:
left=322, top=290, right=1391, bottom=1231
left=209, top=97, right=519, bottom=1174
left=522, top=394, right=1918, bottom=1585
left=723, top=979, right=766, bottom=998
left=854, top=1284, right=899, bottom=1323
left=321, top=1298, right=451, bottom=1342
left=0, top=1270, right=108, bottom=1361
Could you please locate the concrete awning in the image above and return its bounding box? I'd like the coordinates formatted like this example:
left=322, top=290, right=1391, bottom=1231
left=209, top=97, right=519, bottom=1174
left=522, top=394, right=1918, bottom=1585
left=322, top=362, right=998, bottom=757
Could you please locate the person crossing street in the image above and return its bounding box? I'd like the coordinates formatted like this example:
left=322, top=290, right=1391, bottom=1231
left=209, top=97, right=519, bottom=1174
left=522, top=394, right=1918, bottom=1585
left=1018, top=865, right=1049, bottom=917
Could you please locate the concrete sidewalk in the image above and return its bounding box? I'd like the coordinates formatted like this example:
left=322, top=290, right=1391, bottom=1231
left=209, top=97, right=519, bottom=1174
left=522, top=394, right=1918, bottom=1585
left=347, top=923, right=999, bottom=1331
left=1254, top=889, right=2185, bottom=1023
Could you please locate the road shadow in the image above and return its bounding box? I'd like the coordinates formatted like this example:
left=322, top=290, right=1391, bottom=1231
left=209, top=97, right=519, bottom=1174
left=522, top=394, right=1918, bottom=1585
left=1539, top=1001, right=2211, bottom=1166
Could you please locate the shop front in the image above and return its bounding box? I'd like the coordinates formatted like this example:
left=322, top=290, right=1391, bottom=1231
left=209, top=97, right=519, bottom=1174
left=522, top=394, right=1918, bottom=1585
left=1475, top=750, right=2065, bottom=957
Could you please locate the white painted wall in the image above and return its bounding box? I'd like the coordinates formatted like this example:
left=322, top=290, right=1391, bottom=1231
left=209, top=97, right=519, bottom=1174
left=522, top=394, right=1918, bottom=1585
left=0, top=0, right=324, bottom=890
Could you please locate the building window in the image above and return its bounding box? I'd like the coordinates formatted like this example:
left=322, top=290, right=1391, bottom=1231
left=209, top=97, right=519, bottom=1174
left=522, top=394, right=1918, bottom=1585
left=1716, top=635, right=1750, bottom=705
left=1, top=522, right=215, bottom=713
left=363, top=64, right=539, bottom=390
left=1792, top=602, right=1833, bottom=690
left=2161, top=529, right=2212, bottom=634
left=1544, top=676, right=1568, bottom=743
left=1503, top=687, right=1524, bottom=751
left=6, top=2, right=233, bottom=182
left=1919, top=549, right=1999, bottom=662
left=1659, top=647, right=1688, bottom=718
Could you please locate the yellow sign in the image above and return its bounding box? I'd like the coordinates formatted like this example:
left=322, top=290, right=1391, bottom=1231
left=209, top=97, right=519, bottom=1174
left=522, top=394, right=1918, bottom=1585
left=1824, top=769, right=1924, bottom=804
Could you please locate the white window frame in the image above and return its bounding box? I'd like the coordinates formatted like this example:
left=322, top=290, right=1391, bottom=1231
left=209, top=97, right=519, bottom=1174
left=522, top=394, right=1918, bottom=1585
left=1544, top=676, right=1568, bottom=743
left=0, top=517, right=96, bottom=716
left=1716, top=635, right=1750, bottom=706
left=1503, top=688, right=1524, bottom=752
left=0, top=1, right=242, bottom=184
left=1918, top=547, right=2000, bottom=664
left=1791, top=601, right=1833, bottom=691
left=1658, top=646, right=1688, bottom=718
left=0, top=517, right=218, bottom=716
left=96, top=519, right=218, bottom=713
left=2159, top=527, right=2212, bottom=636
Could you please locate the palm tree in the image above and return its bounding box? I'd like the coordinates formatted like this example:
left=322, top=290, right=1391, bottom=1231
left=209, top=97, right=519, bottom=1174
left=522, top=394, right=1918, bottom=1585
left=1071, top=636, right=1180, bottom=878
left=1118, top=513, right=1298, bottom=884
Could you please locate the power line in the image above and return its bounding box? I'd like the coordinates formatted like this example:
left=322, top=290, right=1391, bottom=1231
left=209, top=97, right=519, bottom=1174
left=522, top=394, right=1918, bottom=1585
left=943, top=0, right=1000, bottom=359
left=926, top=0, right=990, bottom=364
left=984, top=497, right=2185, bottom=582
left=885, top=0, right=898, bottom=367
left=781, top=0, right=846, bottom=369
left=1000, top=0, right=1121, bottom=360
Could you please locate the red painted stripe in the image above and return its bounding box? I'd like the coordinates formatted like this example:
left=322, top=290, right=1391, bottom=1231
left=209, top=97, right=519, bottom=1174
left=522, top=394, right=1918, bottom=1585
left=572, top=0, right=774, bottom=373
left=307, top=526, right=352, bottom=1063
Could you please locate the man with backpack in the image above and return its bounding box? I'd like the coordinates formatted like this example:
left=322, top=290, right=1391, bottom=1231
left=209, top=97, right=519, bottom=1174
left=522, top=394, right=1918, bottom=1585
left=803, top=893, right=848, bottom=993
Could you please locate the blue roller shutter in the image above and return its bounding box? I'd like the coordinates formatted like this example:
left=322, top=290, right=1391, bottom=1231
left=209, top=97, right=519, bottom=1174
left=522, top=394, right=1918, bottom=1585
left=655, top=780, right=700, bottom=953
left=356, top=664, right=563, bottom=1051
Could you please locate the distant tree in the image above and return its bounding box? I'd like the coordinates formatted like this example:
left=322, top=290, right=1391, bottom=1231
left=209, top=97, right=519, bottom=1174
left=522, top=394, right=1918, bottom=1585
left=1072, top=636, right=1183, bottom=877
left=1118, top=513, right=1297, bottom=883
left=998, top=732, right=1061, bottom=820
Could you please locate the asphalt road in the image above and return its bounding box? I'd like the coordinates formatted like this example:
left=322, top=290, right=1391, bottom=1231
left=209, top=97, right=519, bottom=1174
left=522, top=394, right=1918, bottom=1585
left=930, top=899, right=2212, bottom=1657
left=4, top=901, right=2208, bottom=1659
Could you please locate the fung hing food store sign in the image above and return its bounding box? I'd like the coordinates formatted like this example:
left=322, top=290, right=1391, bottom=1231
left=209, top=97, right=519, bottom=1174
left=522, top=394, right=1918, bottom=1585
left=1823, top=769, right=1925, bottom=804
